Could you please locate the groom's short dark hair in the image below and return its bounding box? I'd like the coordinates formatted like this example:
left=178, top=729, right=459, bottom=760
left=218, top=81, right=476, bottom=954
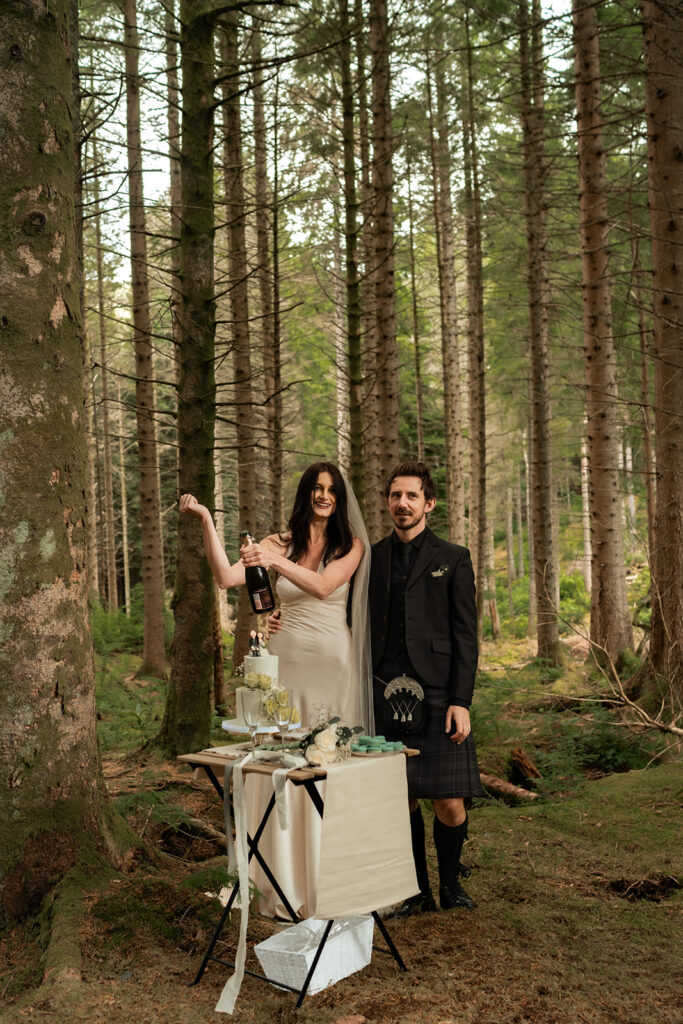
left=385, top=462, right=437, bottom=502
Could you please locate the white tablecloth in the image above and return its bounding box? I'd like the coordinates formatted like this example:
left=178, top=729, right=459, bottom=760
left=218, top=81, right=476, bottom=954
left=246, top=754, right=418, bottom=920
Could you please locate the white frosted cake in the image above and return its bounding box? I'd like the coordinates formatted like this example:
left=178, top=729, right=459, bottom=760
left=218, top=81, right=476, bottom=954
left=236, top=652, right=278, bottom=725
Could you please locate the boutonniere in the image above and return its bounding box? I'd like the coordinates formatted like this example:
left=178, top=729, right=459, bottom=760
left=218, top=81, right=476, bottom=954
left=431, top=564, right=449, bottom=578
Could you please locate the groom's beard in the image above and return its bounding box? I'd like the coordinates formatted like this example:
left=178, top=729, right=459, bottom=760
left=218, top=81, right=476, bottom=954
left=392, top=509, right=425, bottom=532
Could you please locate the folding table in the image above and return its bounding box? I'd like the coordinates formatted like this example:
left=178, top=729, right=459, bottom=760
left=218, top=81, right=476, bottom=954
left=178, top=750, right=411, bottom=1008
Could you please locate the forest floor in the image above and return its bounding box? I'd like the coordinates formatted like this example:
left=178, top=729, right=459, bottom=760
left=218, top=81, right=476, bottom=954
left=1, top=639, right=681, bottom=1024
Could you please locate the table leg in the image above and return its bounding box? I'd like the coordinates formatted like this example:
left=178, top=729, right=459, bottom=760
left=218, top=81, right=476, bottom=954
left=371, top=911, right=407, bottom=971
left=294, top=918, right=335, bottom=1009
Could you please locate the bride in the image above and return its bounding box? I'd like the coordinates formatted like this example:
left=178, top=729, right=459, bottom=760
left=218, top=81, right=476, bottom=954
left=179, top=461, right=372, bottom=731
left=181, top=462, right=372, bottom=918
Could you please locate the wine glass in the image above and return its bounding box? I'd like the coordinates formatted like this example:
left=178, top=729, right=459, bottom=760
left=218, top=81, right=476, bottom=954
left=242, top=688, right=262, bottom=756
left=274, top=687, right=293, bottom=754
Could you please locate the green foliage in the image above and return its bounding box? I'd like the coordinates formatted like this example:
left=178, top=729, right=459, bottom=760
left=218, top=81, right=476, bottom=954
left=95, top=653, right=166, bottom=753
left=91, top=584, right=173, bottom=656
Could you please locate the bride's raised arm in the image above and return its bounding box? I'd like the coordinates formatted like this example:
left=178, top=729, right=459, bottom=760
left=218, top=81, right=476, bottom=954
left=179, top=494, right=247, bottom=588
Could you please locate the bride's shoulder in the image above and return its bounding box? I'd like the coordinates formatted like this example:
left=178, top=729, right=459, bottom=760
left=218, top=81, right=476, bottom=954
left=261, top=532, right=290, bottom=551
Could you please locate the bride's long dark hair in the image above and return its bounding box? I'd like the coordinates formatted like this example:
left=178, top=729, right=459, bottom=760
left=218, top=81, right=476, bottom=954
left=283, top=462, right=354, bottom=566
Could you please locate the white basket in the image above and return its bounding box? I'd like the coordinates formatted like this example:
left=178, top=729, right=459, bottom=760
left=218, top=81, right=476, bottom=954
left=254, top=916, right=374, bottom=995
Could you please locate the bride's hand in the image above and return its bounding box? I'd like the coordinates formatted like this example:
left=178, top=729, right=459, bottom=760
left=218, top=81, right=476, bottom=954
left=179, top=494, right=209, bottom=520
left=267, top=609, right=283, bottom=636
left=240, top=540, right=270, bottom=568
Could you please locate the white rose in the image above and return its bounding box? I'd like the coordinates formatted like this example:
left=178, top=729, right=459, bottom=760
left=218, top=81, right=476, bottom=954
left=306, top=747, right=328, bottom=766
left=244, top=672, right=259, bottom=689
left=315, top=727, right=338, bottom=754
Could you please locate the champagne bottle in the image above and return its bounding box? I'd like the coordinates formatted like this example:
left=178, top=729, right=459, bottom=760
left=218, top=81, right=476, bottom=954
left=239, top=531, right=276, bottom=614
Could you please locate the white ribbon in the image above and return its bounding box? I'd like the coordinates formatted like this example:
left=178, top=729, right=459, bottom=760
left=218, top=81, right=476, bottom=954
left=214, top=750, right=307, bottom=1014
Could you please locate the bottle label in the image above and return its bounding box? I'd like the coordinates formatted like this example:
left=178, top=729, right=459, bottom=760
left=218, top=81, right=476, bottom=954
left=252, top=588, right=271, bottom=611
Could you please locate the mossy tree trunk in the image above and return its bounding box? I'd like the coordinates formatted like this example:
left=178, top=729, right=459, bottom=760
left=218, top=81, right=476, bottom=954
left=0, top=0, right=123, bottom=921
left=643, top=0, right=683, bottom=698
left=160, top=0, right=216, bottom=755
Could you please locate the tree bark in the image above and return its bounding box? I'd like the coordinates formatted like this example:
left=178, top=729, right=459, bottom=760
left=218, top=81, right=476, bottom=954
left=0, top=0, right=122, bottom=918
left=643, top=0, right=683, bottom=697
left=461, top=10, right=487, bottom=628
left=428, top=50, right=465, bottom=545
left=116, top=380, right=132, bottom=615
left=251, top=19, right=282, bottom=533
left=164, top=0, right=183, bottom=377
left=91, top=133, right=118, bottom=612
left=161, top=0, right=216, bottom=754
left=123, top=0, right=167, bottom=675
left=339, top=0, right=363, bottom=495
left=221, top=13, right=257, bottom=671
left=519, top=0, right=561, bottom=665
left=572, top=0, right=633, bottom=661
left=406, top=165, right=425, bottom=464
left=367, top=0, right=399, bottom=538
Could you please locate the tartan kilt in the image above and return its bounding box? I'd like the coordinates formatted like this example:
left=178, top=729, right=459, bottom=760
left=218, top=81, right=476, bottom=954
left=388, top=699, right=483, bottom=800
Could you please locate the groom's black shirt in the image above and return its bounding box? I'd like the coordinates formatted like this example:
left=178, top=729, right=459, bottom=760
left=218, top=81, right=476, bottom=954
left=378, top=529, right=426, bottom=680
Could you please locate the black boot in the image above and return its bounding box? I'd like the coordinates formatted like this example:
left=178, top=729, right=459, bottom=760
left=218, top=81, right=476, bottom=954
left=433, top=814, right=476, bottom=910
left=390, top=806, right=436, bottom=917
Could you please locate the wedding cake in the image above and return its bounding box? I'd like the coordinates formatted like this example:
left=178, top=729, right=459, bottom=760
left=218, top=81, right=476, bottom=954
left=235, top=650, right=278, bottom=725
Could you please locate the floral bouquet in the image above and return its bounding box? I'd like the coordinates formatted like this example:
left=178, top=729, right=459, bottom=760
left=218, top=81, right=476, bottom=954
left=300, top=716, right=363, bottom=766
left=243, top=671, right=301, bottom=727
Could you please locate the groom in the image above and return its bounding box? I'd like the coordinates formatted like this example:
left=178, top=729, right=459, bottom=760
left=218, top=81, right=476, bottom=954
left=370, top=461, right=482, bottom=915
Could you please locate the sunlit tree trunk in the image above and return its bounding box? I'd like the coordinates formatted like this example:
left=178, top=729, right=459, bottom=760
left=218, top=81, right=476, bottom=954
left=83, top=321, right=100, bottom=600
left=516, top=462, right=525, bottom=578
left=0, top=0, right=124, bottom=917
left=572, top=0, right=633, bottom=661
left=161, top=0, right=216, bottom=754
left=643, top=0, right=683, bottom=697
left=506, top=485, right=516, bottom=616
left=123, top=0, right=167, bottom=675
left=519, top=0, right=561, bottom=665
left=221, top=13, right=257, bottom=670
left=486, top=525, right=501, bottom=640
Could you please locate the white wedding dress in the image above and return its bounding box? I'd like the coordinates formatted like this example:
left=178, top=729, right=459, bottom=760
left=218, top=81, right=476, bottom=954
left=246, top=566, right=363, bottom=919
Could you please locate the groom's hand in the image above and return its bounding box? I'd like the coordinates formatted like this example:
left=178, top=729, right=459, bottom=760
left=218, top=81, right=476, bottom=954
left=445, top=705, right=471, bottom=744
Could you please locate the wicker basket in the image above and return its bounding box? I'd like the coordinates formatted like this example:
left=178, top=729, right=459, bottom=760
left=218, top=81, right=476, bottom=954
left=254, top=916, right=374, bottom=995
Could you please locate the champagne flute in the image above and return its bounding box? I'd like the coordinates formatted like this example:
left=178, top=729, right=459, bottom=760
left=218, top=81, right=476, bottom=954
left=274, top=687, right=293, bottom=754
left=242, top=688, right=262, bottom=756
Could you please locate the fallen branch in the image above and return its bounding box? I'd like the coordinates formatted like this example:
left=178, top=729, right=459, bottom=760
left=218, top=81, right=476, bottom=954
left=479, top=771, right=539, bottom=802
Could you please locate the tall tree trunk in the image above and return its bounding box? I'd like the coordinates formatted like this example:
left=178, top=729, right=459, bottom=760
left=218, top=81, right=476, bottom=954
left=92, top=134, right=118, bottom=612
left=506, top=485, right=516, bottom=616
left=116, top=381, right=132, bottom=615
left=643, top=0, right=683, bottom=697
left=83, top=320, right=100, bottom=600
left=428, top=50, right=465, bottom=545
left=486, top=525, right=501, bottom=640
left=0, top=0, right=124, bottom=918
left=161, top=0, right=216, bottom=755
left=462, top=9, right=487, bottom=627
left=406, top=165, right=425, bottom=463
left=367, top=0, right=399, bottom=538
left=340, top=0, right=363, bottom=495
left=572, top=0, right=633, bottom=662
left=516, top=461, right=525, bottom=577
left=164, top=0, right=182, bottom=379
left=123, top=0, right=167, bottom=675
left=636, top=275, right=656, bottom=562
left=333, top=234, right=350, bottom=472
left=580, top=431, right=592, bottom=593
left=524, top=431, right=537, bottom=637
left=519, top=0, right=561, bottom=665
left=251, top=19, right=281, bottom=532
left=221, top=13, right=257, bottom=671
left=270, top=68, right=284, bottom=529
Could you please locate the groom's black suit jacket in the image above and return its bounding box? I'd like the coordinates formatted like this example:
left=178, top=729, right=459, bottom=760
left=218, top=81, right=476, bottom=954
left=369, top=527, right=478, bottom=708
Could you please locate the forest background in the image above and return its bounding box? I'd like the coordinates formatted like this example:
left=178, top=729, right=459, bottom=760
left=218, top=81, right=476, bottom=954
left=0, top=0, right=681, bottom=1021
